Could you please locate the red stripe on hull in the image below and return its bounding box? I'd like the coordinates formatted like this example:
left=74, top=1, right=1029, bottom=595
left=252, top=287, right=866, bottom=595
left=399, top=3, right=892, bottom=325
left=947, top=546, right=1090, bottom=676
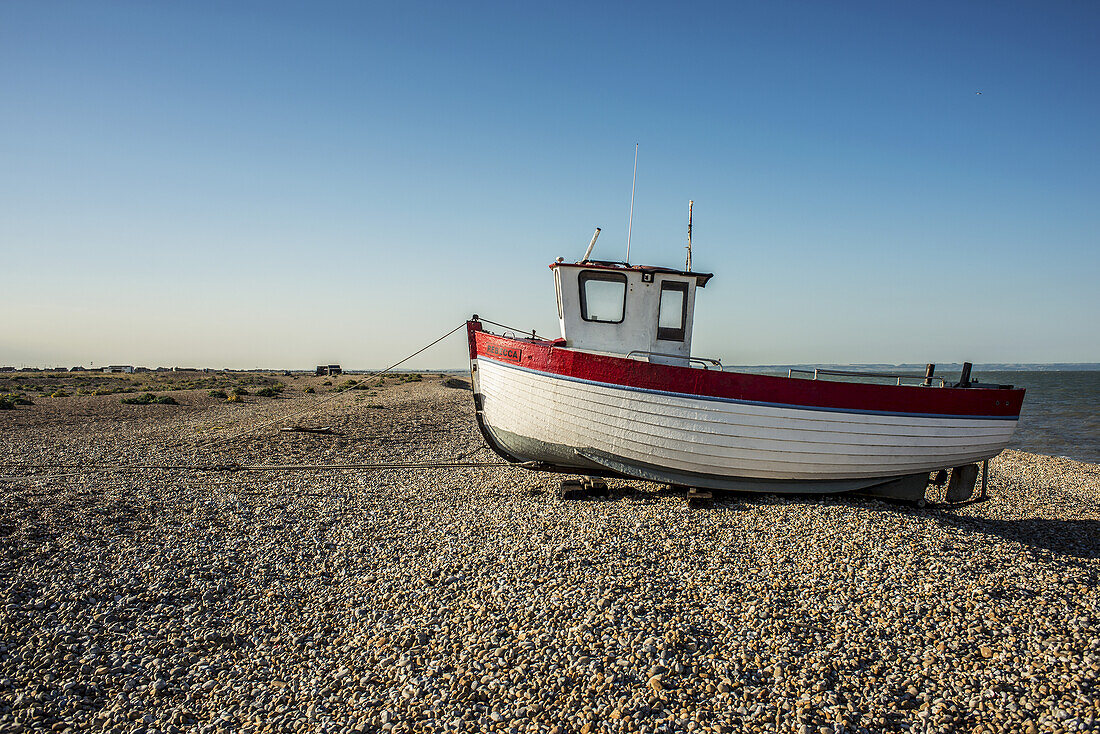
left=467, top=321, right=1024, bottom=419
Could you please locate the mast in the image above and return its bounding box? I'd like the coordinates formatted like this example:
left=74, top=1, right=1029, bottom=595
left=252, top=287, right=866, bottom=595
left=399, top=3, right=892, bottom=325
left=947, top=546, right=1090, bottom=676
left=582, top=227, right=601, bottom=261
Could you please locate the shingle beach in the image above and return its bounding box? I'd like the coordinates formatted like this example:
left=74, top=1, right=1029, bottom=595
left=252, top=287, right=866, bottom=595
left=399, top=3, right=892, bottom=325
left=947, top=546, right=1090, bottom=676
left=2, top=373, right=1098, bottom=734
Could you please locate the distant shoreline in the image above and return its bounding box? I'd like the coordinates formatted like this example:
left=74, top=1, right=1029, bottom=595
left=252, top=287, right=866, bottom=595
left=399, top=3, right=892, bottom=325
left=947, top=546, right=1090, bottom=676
left=730, top=363, right=1100, bottom=372
left=4, top=363, right=1099, bottom=373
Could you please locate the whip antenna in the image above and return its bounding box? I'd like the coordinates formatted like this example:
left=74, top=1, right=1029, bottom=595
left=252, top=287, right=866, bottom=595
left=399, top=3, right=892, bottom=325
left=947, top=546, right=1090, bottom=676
left=685, top=200, right=693, bottom=271
left=626, top=143, right=638, bottom=263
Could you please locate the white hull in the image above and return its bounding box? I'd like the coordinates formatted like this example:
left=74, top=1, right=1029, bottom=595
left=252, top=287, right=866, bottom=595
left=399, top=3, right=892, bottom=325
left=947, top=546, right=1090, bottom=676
left=475, top=357, right=1018, bottom=482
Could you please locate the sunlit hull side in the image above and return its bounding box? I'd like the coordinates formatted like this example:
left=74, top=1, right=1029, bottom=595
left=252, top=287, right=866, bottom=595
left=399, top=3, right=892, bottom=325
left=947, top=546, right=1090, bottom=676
left=467, top=323, right=1024, bottom=493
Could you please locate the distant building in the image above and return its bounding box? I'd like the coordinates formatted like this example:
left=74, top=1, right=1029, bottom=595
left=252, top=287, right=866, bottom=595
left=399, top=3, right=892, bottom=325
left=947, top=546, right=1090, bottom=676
left=69, top=366, right=87, bottom=372
left=0, top=366, right=15, bottom=372
left=134, top=367, right=150, bottom=373
left=104, top=365, right=134, bottom=374
left=315, top=364, right=342, bottom=376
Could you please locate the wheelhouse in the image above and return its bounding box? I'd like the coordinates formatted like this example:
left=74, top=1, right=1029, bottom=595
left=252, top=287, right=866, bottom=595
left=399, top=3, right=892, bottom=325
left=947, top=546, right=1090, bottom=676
left=550, top=260, right=713, bottom=365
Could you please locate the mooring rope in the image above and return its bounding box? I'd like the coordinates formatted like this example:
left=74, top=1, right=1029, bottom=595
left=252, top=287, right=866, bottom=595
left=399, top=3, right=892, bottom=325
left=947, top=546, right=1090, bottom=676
left=476, top=317, right=540, bottom=339
left=0, top=460, right=514, bottom=477
left=185, top=321, right=469, bottom=451
left=1, top=319, right=533, bottom=479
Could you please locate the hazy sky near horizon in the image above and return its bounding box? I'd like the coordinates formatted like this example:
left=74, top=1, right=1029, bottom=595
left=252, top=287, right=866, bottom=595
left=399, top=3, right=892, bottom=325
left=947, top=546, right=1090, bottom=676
left=2, top=1, right=1098, bottom=369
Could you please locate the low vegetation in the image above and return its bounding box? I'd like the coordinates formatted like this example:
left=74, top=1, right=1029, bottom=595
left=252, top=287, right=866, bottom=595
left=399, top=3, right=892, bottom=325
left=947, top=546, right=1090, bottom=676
left=0, top=370, right=285, bottom=400
left=120, top=393, right=178, bottom=406
left=0, top=393, right=34, bottom=410
left=331, top=374, right=422, bottom=393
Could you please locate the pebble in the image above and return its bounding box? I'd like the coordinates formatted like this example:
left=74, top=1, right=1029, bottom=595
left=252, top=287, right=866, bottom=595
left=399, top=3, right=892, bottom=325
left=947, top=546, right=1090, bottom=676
left=1, top=375, right=1098, bottom=733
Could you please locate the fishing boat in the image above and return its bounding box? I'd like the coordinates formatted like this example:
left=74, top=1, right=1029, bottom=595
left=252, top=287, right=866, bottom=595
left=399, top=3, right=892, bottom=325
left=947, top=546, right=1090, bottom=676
left=466, top=227, right=1025, bottom=501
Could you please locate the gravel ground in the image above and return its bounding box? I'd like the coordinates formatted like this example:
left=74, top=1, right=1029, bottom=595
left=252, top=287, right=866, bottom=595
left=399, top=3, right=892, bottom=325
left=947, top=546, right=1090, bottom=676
left=2, top=375, right=1098, bottom=734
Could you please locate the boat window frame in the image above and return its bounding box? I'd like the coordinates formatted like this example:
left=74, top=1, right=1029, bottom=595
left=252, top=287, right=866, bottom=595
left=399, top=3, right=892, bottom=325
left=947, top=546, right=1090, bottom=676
left=578, top=270, right=628, bottom=324
left=656, top=280, right=689, bottom=342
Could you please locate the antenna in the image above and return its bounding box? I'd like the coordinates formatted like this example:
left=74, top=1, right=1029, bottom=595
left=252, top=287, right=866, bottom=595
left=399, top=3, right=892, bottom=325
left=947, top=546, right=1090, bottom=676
left=626, top=143, right=638, bottom=264
left=685, top=200, right=693, bottom=271
left=581, top=227, right=601, bottom=261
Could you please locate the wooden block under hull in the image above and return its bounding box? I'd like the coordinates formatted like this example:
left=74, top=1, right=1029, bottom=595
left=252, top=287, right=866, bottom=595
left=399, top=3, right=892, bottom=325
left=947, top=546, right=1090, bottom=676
left=583, top=477, right=609, bottom=497
left=686, top=487, right=714, bottom=509
left=557, top=479, right=588, bottom=501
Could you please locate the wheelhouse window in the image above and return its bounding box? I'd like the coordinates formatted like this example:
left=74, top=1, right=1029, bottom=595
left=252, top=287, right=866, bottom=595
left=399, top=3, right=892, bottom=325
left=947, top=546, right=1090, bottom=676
left=657, top=281, right=688, bottom=341
left=579, top=271, right=627, bottom=323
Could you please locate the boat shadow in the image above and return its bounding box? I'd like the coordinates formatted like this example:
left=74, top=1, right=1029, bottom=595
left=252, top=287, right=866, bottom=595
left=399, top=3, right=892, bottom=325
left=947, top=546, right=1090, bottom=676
left=919, top=509, right=1100, bottom=561
left=743, top=491, right=1100, bottom=561
left=620, top=484, right=1100, bottom=560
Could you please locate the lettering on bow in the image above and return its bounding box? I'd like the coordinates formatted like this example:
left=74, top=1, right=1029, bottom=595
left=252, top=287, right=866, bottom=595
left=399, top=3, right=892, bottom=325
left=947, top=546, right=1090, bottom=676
left=484, top=343, right=523, bottom=364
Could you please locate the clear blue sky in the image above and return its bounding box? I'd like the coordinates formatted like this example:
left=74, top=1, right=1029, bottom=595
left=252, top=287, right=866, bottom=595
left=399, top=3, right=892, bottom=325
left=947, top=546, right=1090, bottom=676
left=2, top=1, right=1097, bottom=369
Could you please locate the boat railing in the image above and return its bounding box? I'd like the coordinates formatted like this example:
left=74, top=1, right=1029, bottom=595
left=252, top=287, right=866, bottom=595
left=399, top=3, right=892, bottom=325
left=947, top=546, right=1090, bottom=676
left=627, top=350, right=723, bottom=370
left=787, top=367, right=946, bottom=387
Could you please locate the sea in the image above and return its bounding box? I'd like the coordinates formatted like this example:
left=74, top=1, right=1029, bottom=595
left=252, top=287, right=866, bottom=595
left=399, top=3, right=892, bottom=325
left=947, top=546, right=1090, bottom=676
left=731, top=367, right=1100, bottom=465
left=984, top=370, right=1100, bottom=464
